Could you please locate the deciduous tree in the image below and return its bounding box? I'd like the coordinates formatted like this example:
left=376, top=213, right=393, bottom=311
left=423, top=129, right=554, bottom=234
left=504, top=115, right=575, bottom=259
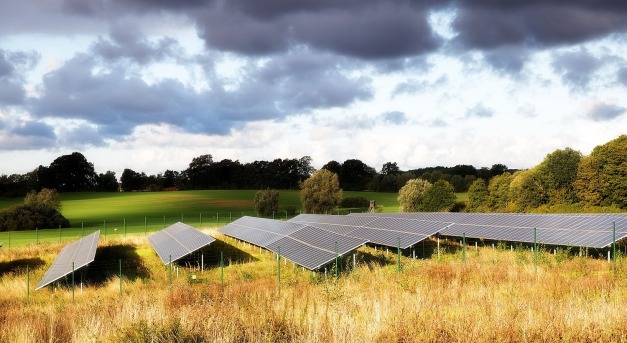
left=300, top=169, right=342, bottom=214
left=421, top=180, right=456, bottom=212
left=397, top=178, right=431, bottom=212
left=254, top=189, right=280, bottom=217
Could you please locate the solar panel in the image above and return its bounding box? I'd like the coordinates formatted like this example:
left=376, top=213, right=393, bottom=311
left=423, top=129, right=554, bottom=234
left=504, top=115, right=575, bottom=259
left=218, top=217, right=368, bottom=270
left=350, top=212, right=627, bottom=248
left=290, top=214, right=447, bottom=248
left=36, top=231, right=100, bottom=290
left=218, top=216, right=305, bottom=247
left=148, top=222, right=216, bottom=265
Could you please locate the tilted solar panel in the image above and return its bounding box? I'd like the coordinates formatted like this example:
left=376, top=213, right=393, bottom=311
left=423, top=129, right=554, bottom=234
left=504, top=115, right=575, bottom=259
left=290, top=214, right=447, bottom=248
left=218, top=216, right=306, bottom=247
left=218, top=217, right=368, bottom=270
left=36, top=231, right=100, bottom=290
left=350, top=212, right=627, bottom=248
left=148, top=222, right=215, bottom=265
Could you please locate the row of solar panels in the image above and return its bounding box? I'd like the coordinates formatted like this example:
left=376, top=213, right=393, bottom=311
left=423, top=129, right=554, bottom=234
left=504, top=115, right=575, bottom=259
left=35, top=212, right=627, bottom=289
left=36, top=222, right=214, bottom=290
left=218, top=216, right=368, bottom=270
left=346, top=212, right=627, bottom=249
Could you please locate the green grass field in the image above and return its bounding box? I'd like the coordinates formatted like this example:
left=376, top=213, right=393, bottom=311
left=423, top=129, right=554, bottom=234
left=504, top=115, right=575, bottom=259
left=0, top=190, right=467, bottom=247
left=0, top=190, right=397, bottom=247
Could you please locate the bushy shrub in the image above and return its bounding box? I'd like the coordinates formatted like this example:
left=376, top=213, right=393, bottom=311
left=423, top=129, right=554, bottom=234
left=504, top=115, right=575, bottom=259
left=254, top=189, right=279, bottom=217
left=0, top=203, right=70, bottom=231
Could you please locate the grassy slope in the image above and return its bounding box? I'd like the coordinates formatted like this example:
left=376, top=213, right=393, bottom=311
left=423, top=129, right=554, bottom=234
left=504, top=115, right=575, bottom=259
left=0, top=190, right=466, bottom=247
left=0, top=235, right=625, bottom=342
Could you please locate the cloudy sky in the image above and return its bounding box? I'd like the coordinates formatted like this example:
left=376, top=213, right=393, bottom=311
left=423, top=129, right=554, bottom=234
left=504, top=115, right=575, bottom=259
left=1, top=0, right=626, bottom=177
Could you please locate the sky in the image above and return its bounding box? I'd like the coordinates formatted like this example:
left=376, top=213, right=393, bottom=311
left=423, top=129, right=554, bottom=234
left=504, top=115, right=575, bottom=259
left=1, top=0, right=626, bottom=177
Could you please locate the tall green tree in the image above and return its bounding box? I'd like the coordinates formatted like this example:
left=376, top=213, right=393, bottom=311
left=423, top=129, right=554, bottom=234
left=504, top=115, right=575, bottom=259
left=254, top=189, right=280, bottom=217
left=487, top=172, right=513, bottom=212
left=421, top=180, right=456, bottom=212
left=508, top=169, right=545, bottom=212
left=300, top=169, right=342, bottom=214
left=536, top=148, right=582, bottom=204
left=38, top=152, right=97, bottom=191
left=574, top=135, right=627, bottom=208
left=397, top=178, right=431, bottom=212
left=467, top=178, right=488, bottom=212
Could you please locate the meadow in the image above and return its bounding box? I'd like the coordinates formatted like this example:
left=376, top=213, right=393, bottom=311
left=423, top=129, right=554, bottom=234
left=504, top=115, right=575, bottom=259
left=0, top=232, right=625, bottom=342
left=0, top=190, right=411, bottom=247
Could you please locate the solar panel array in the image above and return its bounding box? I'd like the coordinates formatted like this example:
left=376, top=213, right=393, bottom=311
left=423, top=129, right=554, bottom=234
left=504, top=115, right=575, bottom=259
left=218, top=216, right=368, bottom=270
left=148, top=222, right=216, bottom=265
left=349, top=212, right=627, bottom=248
left=289, top=214, right=448, bottom=249
left=36, top=231, right=100, bottom=290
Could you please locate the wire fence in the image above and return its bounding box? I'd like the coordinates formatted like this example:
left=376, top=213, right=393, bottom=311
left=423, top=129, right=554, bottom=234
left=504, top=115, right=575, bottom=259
left=0, top=210, right=306, bottom=248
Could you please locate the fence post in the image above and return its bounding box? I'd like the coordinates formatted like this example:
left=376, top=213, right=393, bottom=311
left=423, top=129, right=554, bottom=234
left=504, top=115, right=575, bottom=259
left=335, top=242, right=339, bottom=279
left=81, top=222, right=84, bottom=237
left=437, top=236, right=440, bottom=261
left=117, top=259, right=122, bottom=299
left=200, top=213, right=202, bottom=226
left=613, top=222, right=617, bottom=275
left=169, top=255, right=172, bottom=291
left=534, top=227, right=537, bottom=272
left=144, top=217, right=147, bottom=236
left=462, top=233, right=466, bottom=261
left=36, top=227, right=38, bottom=244
left=181, top=214, right=184, bottom=223
left=72, top=262, right=75, bottom=304
left=26, top=265, right=30, bottom=304
left=398, top=238, right=401, bottom=272
left=277, top=247, right=281, bottom=296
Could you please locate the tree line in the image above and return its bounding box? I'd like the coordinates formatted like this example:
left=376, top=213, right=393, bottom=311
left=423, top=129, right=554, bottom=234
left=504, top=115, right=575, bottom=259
left=0, top=152, right=512, bottom=196
left=466, top=135, right=627, bottom=212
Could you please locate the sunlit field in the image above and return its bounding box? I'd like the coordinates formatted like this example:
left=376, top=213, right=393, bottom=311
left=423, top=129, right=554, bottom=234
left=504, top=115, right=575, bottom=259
left=0, top=231, right=625, bottom=342
left=0, top=190, right=419, bottom=247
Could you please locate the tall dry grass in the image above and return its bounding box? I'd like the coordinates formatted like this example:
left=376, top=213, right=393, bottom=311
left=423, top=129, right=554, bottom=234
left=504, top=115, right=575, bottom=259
left=0, top=234, right=625, bottom=342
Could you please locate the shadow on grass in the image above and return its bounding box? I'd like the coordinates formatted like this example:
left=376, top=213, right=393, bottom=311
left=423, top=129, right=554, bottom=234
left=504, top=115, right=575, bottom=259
left=176, top=239, right=258, bottom=271
left=0, top=257, right=46, bottom=276
left=80, top=244, right=151, bottom=286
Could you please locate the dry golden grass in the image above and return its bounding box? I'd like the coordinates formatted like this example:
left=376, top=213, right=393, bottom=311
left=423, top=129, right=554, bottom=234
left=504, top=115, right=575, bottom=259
left=0, top=234, right=625, bottom=342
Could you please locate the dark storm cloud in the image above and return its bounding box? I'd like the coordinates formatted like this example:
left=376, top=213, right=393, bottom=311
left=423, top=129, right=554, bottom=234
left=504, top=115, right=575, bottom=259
left=59, top=124, right=106, bottom=147
left=12, top=121, right=56, bottom=139
left=31, top=49, right=372, bottom=138
left=465, top=104, right=493, bottom=118
left=453, top=2, right=627, bottom=50
left=32, top=54, right=216, bottom=135
left=194, top=1, right=441, bottom=59
left=381, top=111, right=407, bottom=125
left=0, top=120, right=57, bottom=150
left=92, top=23, right=182, bottom=64
left=551, top=50, right=601, bottom=89
left=587, top=102, right=626, bottom=121
left=0, top=50, right=38, bottom=105
left=61, top=0, right=210, bottom=16
left=483, top=46, right=529, bottom=74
